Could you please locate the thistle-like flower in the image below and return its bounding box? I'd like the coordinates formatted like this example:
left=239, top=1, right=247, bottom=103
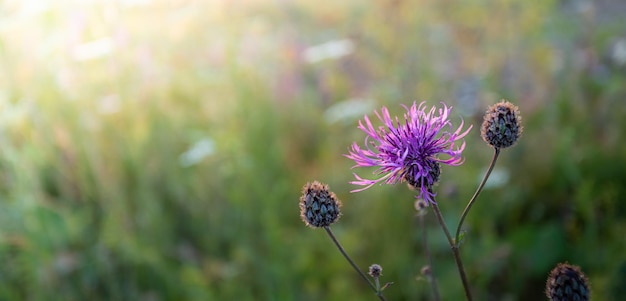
left=346, top=101, right=471, bottom=204
left=546, top=263, right=590, bottom=301
left=299, top=181, right=342, bottom=228
left=481, top=100, right=522, bottom=149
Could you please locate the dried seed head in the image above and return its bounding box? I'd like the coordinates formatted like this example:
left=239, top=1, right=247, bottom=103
left=546, top=263, right=590, bottom=301
left=481, top=100, right=522, bottom=149
left=299, top=181, right=342, bottom=228
left=368, top=264, right=383, bottom=278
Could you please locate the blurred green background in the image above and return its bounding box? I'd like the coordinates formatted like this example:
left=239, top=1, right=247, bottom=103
left=1, top=0, right=625, bottom=300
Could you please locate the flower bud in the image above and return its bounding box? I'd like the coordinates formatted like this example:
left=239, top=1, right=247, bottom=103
left=414, top=199, right=428, bottom=212
left=299, top=181, right=342, bottom=228
left=481, top=100, right=522, bottom=149
left=546, top=263, right=590, bottom=301
left=368, top=264, right=383, bottom=278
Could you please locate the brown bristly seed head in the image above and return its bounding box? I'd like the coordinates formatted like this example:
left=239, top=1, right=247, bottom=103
left=481, top=100, right=523, bottom=149
left=299, top=181, right=342, bottom=228
left=545, top=262, right=590, bottom=301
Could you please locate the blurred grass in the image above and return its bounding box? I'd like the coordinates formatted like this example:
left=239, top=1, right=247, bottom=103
left=1, top=0, right=626, bottom=300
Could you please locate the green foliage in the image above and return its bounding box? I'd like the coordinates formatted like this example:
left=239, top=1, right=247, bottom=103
left=1, top=0, right=625, bottom=300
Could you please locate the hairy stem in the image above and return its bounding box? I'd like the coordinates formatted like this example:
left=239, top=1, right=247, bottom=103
left=324, top=226, right=387, bottom=301
left=431, top=202, right=473, bottom=301
left=455, top=148, right=500, bottom=247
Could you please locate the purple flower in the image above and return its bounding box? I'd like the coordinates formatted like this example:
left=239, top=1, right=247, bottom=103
left=346, top=101, right=471, bottom=204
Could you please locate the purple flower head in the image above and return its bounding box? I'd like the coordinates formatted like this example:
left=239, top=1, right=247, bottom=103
left=346, top=101, right=472, bottom=204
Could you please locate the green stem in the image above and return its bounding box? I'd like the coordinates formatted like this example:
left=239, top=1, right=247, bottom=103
left=454, top=148, right=500, bottom=247
left=431, top=202, right=473, bottom=301
left=324, top=227, right=387, bottom=301
left=419, top=212, right=441, bottom=301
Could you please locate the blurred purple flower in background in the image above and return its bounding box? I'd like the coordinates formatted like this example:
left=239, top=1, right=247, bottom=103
left=346, top=101, right=471, bottom=204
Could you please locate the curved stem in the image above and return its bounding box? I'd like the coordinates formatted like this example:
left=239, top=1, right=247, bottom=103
left=431, top=202, right=473, bottom=301
left=454, top=148, right=500, bottom=246
left=419, top=212, right=441, bottom=301
left=324, top=226, right=387, bottom=301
